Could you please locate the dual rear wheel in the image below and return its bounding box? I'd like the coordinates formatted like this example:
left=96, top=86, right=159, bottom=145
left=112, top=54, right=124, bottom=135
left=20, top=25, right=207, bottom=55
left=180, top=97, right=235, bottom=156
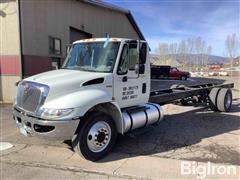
left=209, top=88, right=232, bottom=112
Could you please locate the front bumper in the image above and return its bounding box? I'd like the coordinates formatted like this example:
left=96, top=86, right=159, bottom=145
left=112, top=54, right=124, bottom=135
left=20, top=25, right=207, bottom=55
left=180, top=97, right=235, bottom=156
left=13, top=107, right=80, bottom=140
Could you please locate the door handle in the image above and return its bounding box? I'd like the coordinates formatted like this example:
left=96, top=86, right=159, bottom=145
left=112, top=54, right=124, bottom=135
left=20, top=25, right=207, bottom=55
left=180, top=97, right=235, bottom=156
left=122, top=76, right=128, bottom=82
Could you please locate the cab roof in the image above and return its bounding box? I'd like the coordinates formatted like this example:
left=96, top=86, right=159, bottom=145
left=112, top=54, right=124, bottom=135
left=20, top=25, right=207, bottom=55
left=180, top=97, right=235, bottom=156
left=73, top=38, right=147, bottom=44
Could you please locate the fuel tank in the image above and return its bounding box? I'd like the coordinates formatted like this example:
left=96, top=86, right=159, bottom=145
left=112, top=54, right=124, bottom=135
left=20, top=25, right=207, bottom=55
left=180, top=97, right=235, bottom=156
left=122, top=103, right=164, bottom=133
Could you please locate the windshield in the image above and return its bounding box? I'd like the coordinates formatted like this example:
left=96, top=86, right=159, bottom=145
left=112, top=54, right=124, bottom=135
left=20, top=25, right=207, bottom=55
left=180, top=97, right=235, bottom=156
left=62, top=42, right=120, bottom=73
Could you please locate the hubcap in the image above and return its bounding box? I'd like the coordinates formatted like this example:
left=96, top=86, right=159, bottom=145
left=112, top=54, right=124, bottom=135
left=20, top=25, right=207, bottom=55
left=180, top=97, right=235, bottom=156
left=87, top=121, right=111, bottom=152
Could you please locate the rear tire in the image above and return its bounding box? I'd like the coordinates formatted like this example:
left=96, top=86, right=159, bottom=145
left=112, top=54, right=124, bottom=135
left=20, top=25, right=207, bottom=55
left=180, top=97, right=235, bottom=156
left=72, top=112, right=117, bottom=161
left=181, top=76, right=187, bottom=80
left=216, top=88, right=232, bottom=112
left=208, top=88, right=220, bottom=111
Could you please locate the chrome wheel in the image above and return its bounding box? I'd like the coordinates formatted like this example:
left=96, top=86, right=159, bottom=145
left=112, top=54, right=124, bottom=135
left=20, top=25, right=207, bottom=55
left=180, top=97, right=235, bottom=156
left=87, top=121, right=111, bottom=152
left=72, top=112, right=117, bottom=161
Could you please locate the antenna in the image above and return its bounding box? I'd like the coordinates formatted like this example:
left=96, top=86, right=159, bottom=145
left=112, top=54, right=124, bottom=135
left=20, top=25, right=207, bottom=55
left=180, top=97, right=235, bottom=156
left=104, top=33, right=110, bottom=48
left=105, top=33, right=110, bottom=38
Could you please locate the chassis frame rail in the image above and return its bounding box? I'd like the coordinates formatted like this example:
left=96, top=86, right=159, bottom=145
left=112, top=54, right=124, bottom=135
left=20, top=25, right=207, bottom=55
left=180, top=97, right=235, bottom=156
left=149, top=83, right=234, bottom=105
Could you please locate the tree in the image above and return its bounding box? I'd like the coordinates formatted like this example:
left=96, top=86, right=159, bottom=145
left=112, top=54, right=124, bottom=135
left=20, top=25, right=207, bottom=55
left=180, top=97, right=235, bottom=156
left=155, top=37, right=212, bottom=69
left=169, top=43, right=178, bottom=54
left=187, top=38, right=195, bottom=54
left=169, top=42, right=178, bottom=63
left=205, top=45, right=212, bottom=67
left=158, top=43, right=169, bottom=64
left=178, top=40, right=188, bottom=66
left=194, top=37, right=207, bottom=69
left=225, top=34, right=240, bottom=76
left=194, top=37, right=202, bottom=69
left=200, top=41, right=206, bottom=67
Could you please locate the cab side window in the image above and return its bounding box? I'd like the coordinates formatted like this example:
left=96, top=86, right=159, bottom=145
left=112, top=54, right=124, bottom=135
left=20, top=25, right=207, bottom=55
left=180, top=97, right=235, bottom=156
left=128, top=44, right=138, bottom=71
left=117, top=44, right=129, bottom=75
left=171, top=68, right=178, bottom=72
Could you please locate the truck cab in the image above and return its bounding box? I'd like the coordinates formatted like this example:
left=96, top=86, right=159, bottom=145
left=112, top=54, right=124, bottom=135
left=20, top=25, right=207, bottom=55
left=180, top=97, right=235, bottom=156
left=13, top=38, right=163, bottom=161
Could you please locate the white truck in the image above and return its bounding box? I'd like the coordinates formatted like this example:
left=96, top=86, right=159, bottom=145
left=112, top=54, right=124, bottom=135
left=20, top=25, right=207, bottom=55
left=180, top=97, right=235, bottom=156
left=13, top=38, right=234, bottom=161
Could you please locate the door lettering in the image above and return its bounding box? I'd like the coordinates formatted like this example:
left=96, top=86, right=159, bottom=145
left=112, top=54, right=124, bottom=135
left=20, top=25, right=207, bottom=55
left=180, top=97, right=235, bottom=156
left=122, top=86, right=138, bottom=100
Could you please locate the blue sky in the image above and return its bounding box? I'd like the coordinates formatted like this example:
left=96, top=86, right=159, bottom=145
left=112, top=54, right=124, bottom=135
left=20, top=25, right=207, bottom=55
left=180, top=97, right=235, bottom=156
left=104, top=0, right=239, bottom=56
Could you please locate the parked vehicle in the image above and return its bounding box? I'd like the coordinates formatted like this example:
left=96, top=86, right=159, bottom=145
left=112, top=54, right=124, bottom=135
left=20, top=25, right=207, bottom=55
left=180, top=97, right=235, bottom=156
left=208, top=71, right=229, bottom=76
left=151, top=65, right=190, bottom=80
left=13, top=38, right=234, bottom=161
left=208, top=71, right=219, bottom=76
left=219, top=71, right=229, bottom=76
left=190, top=71, right=205, bottom=77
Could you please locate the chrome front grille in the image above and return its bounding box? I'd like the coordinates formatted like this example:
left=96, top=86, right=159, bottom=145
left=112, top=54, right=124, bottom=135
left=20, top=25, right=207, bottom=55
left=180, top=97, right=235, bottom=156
left=16, top=81, right=49, bottom=113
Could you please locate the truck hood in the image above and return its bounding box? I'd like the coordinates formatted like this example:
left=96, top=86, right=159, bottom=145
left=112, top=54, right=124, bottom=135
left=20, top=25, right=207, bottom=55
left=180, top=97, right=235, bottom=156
left=25, top=69, right=112, bottom=100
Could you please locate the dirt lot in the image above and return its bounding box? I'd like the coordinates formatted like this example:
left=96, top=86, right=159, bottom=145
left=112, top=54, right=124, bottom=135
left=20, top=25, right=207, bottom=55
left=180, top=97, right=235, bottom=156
left=1, top=77, right=239, bottom=179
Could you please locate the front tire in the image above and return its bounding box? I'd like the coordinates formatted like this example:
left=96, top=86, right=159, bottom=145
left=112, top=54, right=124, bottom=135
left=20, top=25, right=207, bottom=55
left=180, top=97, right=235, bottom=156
left=73, top=112, right=117, bottom=161
left=181, top=76, right=187, bottom=80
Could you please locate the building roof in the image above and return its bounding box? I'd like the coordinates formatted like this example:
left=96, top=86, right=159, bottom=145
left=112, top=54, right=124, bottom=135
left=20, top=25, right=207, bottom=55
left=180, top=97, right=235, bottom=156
left=81, top=0, right=145, bottom=40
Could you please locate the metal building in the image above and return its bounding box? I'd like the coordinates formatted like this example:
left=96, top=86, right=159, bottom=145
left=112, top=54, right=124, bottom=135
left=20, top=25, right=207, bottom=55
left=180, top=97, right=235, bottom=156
left=0, top=0, right=145, bottom=102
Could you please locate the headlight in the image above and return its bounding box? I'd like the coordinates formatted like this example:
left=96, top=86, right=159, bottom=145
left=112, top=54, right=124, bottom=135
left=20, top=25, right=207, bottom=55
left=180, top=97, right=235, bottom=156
left=40, top=108, right=73, bottom=119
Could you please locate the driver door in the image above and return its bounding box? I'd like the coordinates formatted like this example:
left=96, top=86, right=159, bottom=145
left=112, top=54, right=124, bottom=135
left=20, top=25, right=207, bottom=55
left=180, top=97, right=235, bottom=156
left=113, top=42, right=148, bottom=108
